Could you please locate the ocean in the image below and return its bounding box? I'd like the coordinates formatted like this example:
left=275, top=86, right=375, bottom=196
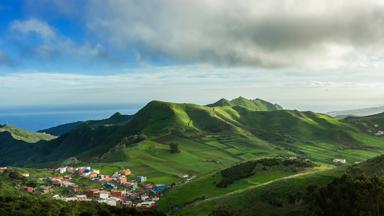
left=0, top=104, right=142, bottom=131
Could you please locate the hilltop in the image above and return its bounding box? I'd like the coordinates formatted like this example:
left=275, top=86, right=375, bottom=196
left=207, top=96, right=283, bottom=111
left=39, top=112, right=132, bottom=136
left=0, top=124, right=55, bottom=143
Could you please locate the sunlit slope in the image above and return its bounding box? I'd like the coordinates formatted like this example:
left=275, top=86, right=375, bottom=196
left=1, top=98, right=384, bottom=182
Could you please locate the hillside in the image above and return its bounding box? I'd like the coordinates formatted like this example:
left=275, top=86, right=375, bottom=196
left=208, top=96, right=283, bottom=111
left=0, top=124, right=55, bottom=143
left=170, top=153, right=384, bottom=216
left=343, top=112, right=384, bottom=136
left=1, top=98, right=384, bottom=183
left=39, top=112, right=132, bottom=136
left=328, top=106, right=384, bottom=118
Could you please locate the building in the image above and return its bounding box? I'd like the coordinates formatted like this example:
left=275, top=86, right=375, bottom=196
left=104, top=182, right=117, bottom=190
left=118, top=176, right=127, bottom=184
left=55, top=167, right=67, bottom=174
left=66, top=167, right=75, bottom=174
left=99, top=190, right=110, bottom=199
left=136, top=176, right=147, bottom=183
left=35, top=186, right=52, bottom=194
left=20, top=172, right=29, bottom=178
left=333, top=158, right=346, bottom=164
left=136, top=201, right=157, bottom=210
left=85, top=189, right=100, bottom=198
left=144, top=183, right=154, bottom=190
left=70, top=185, right=80, bottom=192
left=152, top=184, right=167, bottom=193
left=120, top=169, right=132, bottom=176
left=88, top=172, right=98, bottom=179
left=98, top=197, right=120, bottom=207
left=0, top=167, right=8, bottom=174
left=75, top=195, right=89, bottom=201
left=140, top=194, right=150, bottom=201
left=111, top=190, right=123, bottom=198
left=25, top=186, right=34, bottom=193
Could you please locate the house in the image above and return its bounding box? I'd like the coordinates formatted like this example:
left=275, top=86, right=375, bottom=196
left=136, top=201, right=157, bottom=210
left=0, top=167, right=8, bottom=174
left=75, top=195, right=89, bottom=201
left=63, top=176, right=72, bottom=181
left=35, top=186, right=52, bottom=194
left=52, top=179, right=62, bottom=186
left=20, top=172, right=29, bottom=178
left=25, top=186, right=34, bottom=193
left=144, top=183, right=154, bottom=190
left=70, top=185, right=80, bottom=192
left=62, top=181, right=75, bottom=188
left=98, top=197, right=120, bottom=207
left=121, top=200, right=133, bottom=207
left=88, top=172, right=98, bottom=179
left=84, top=167, right=92, bottom=173
left=112, top=172, right=120, bottom=178
left=104, top=182, right=117, bottom=190
left=120, top=169, right=132, bottom=176
left=140, top=194, right=150, bottom=201
left=333, top=158, right=346, bottom=165
left=66, top=167, right=75, bottom=174
left=136, top=176, right=147, bottom=183
left=111, top=189, right=123, bottom=198
left=152, top=184, right=167, bottom=193
left=77, top=167, right=85, bottom=175
left=118, top=176, right=127, bottom=184
left=99, top=190, right=110, bottom=199
left=55, top=167, right=67, bottom=174
left=85, top=189, right=100, bottom=198
left=100, top=176, right=112, bottom=182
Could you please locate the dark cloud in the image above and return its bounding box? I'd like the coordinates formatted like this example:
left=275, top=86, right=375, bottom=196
left=84, top=0, right=384, bottom=69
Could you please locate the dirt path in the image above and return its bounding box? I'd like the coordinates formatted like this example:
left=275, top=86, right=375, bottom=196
left=186, top=167, right=331, bottom=208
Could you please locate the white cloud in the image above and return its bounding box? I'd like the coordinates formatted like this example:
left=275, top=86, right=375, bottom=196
left=1, top=65, right=383, bottom=112
left=81, top=0, right=384, bottom=69
left=10, top=19, right=56, bottom=39
left=9, top=18, right=104, bottom=59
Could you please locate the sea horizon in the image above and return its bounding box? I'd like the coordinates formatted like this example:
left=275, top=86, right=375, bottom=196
left=0, top=104, right=142, bottom=131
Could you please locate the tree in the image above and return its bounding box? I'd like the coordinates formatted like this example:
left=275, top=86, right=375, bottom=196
left=169, top=143, right=180, bottom=154
left=308, top=174, right=384, bottom=216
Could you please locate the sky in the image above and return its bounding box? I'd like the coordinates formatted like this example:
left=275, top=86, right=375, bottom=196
left=1, top=0, right=384, bottom=112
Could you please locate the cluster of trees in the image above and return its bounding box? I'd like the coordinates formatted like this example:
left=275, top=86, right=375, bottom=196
left=216, top=161, right=257, bottom=188
left=216, top=157, right=313, bottom=188
left=169, top=143, right=180, bottom=154
left=308, top=174, right=384, bottom=216
left=0, top=196, right=166, bottom=216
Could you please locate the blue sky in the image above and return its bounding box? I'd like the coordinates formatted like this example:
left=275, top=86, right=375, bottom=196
left=1, top=0, right=384, bottom=112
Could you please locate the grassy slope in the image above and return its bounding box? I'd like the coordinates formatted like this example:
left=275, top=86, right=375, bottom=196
left=177, top=166, right=345, bottom=216
left=0, top=124, right=55, bottom=143
left=2, top=99, right=384, bottom=185
left=39, top=112, right=132, bottom=136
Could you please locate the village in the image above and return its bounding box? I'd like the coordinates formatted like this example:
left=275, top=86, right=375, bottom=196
left=0, top=166, right=170, bottom=211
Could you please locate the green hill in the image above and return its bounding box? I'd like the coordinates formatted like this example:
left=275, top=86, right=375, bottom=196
left=344, top=112, right=384, bottom=136
left=0, top=124, right=55, bottom=143
left=39, top=112, right=132, bottom=136
left=208, top=96, right=283, bottom=111
left=170, top=153, right=384, bottom=216
left=1, top=98, right=384, bottom=183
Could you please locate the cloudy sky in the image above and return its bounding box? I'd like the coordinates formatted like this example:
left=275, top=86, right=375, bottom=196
left=1, top=0, right=384, bottom=112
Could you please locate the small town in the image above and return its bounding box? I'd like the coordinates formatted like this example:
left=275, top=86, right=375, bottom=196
left=0, top=166, right=171, bottom=211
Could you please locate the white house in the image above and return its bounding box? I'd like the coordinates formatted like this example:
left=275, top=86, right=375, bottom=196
left=333, top=158, right=346, bottom=164
left=99, top=191, right=110, bottom=199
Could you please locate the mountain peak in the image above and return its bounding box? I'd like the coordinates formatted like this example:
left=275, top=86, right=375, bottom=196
left=209, top=97, right=282, bottom=111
